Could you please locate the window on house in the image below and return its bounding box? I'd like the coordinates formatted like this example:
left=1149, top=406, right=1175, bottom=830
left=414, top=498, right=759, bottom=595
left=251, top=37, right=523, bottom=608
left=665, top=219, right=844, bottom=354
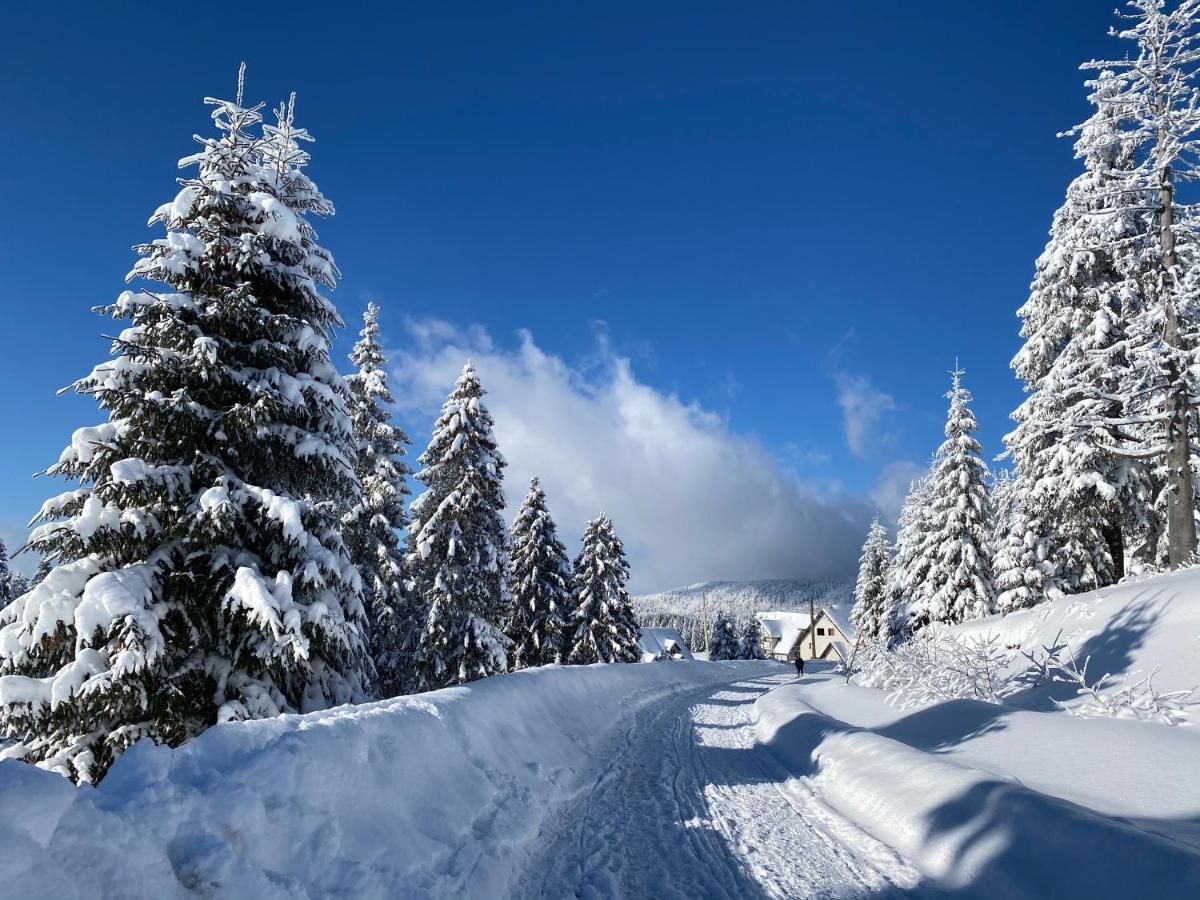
left=816, top=627, right=825, bottom=635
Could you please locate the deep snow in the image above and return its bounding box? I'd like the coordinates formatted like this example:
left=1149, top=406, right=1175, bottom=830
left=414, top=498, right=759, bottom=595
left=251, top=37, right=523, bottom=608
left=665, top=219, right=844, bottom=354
left=757, top=671, right=1200, bottom=897
left=4, top=569, right=1200, bottom=898
left=0, top=661, right=784, bottom=899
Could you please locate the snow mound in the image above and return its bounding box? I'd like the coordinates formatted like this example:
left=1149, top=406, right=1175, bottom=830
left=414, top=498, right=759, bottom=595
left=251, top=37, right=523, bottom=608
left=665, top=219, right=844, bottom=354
left=0, top=661, right=764, bottom=899
left=756, top=676, right=1200, bottom=897
left=947, top=566, right=1200, bottom=704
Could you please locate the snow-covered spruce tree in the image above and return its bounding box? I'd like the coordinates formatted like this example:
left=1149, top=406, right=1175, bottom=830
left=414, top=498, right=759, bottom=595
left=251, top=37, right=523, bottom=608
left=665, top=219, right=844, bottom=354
left=882, top=473, right=934, bottom=641
left=506, top=477, right=572, bottom=669
left=342, top=302, right=412, bottom=696
left=567, top=515, right=640, bottom=664
left=1073, top=1, right=1200, bottom=569
left=910, top=368, right=994, bottom=630
left=407, top=363, right=509, bottom=689
left=993, top=490, right=1055, bottom=614
left=851, top=518, right=891, bottom=641
left=736, top=618, right=765, bottom=660
left=707, top=610, right=739, bottom=661
left=0, top=538, right=10, bottom=606
left=0, top=72, right=368, bottom=783
left=1007, top=67, right=1155, bottom=587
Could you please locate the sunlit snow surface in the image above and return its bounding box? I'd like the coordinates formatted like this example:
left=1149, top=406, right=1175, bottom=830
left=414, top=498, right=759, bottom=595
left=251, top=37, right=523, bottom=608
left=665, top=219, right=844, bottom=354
left=2, top=568, right=1200, bottom=897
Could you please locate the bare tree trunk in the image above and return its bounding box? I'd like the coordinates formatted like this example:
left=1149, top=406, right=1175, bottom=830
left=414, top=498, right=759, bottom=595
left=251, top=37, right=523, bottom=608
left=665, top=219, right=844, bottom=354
left=1102, top=520, right=1125, bottom=583
left=1158, top=104, right=1197, bottom=568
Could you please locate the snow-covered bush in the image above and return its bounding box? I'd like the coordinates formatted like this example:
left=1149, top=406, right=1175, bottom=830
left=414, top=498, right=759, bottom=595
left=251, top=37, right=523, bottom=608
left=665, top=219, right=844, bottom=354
left=852, top=633, right=1014, bottom=709
left=1023, top=639, right=1200, bottom=726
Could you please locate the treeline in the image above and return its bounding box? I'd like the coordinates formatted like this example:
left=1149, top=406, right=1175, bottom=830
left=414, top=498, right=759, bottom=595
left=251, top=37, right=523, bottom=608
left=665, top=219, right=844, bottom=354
left=0, top=71, right=639, bottom=784
left=854, top=1, right=1200, bottom=644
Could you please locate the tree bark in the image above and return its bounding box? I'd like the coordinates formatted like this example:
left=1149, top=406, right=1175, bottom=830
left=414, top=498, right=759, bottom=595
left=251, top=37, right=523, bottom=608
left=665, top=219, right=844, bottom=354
left=1158, top=113, right=1198, bottom=568
left=1102, top=520, right=1125, bottom=584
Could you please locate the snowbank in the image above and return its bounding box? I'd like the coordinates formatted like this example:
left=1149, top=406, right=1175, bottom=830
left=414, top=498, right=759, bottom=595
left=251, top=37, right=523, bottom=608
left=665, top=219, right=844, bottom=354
left=755, top=674, right=1200, bottom=897
left=0, top=660, right=767, bottom=899
left=947, top=566, right=1200, bottom=702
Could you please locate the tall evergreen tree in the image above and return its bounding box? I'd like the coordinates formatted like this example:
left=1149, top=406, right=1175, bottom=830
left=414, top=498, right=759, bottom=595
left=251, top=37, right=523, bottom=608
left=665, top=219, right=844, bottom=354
left=506, top=477, right=572, bottom=669
left=0, top=538, right=10, bottom=606
left=1007, top=67, right=1153, bottom=588
left=884, top=474, right=934, bottom=640
left=0, top=71, right=367, bottom=783
left=1074, top=0, right=1200, bottom=569
left=567, top=515, right=640, bottom=664
left=707, top=610, right=738, bottom=661
left=407, top=363, right=509, bottom=689
left=910, top=368, right=994, bottom=629
left=851, top=518, right=891, bottom=641
left=343, top=302, right=412, bottom=696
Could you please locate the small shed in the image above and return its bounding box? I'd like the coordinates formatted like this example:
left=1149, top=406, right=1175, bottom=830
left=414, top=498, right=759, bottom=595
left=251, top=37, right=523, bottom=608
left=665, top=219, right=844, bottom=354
left=638, top=628, right=694, bottom=662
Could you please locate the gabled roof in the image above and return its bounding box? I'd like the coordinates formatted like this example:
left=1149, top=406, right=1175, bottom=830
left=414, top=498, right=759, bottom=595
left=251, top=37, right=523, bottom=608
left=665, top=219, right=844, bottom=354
left=756, top=611, right=812, bottom=656
left=823, top=606, right=854, bottom=639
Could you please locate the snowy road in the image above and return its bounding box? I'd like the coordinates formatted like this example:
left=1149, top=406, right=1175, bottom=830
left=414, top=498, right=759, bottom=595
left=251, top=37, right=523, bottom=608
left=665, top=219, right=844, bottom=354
left=515, top=671, right=920, bottom=899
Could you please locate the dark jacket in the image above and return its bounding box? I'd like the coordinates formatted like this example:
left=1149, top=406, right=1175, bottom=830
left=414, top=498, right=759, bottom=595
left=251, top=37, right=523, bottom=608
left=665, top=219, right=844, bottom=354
left=794, top=657, right=804, bottom=674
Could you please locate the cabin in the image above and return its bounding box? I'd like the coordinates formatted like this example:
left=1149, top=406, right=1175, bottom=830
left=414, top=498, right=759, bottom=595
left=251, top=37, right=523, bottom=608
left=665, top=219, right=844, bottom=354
left=756, top=609, right=851, bottom=662
left=638, top=627, right=694, bottom=662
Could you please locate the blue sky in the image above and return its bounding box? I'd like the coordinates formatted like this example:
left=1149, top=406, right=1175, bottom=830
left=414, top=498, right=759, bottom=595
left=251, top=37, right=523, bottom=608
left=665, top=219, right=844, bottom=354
left=0, top=2, right=1118, bottom=587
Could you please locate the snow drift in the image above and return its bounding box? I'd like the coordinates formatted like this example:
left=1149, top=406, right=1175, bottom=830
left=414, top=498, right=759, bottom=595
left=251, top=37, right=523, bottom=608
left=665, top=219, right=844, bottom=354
left=751, top=567, right=1200, bottom=896
left=0, top=660, right=764, bottom=899
left=756, top=678, right=1200, bottom=897
left=946, top=566, right=1200, bottom=702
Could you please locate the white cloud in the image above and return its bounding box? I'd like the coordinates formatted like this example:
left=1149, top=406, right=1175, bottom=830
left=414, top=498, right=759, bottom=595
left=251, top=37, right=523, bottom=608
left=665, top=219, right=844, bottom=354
left=833, top=372, right=897, bottom=458
left=390, top=320, right=876, bottom=593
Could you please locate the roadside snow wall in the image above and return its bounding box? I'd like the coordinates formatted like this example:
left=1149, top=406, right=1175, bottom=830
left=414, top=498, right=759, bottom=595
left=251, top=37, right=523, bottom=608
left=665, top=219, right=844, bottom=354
left=0, top=660, right=767, bottom=899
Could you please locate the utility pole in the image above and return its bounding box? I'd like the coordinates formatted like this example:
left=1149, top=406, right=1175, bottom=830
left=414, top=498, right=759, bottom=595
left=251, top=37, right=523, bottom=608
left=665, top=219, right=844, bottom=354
left=809, top=595, right=817, bottom=660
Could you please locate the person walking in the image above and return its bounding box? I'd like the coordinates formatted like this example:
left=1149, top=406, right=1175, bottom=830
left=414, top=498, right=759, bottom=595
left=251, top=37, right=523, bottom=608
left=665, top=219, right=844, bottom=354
left=794, top=655, right=804, bottom=677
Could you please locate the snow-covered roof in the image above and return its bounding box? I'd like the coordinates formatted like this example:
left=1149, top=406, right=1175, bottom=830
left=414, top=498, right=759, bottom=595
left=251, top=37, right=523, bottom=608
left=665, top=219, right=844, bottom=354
left=824, top=606, right=854, bottom=639
left=638, top=628, right=694, bottom=661
left=756, top=611, right=812, bottom=655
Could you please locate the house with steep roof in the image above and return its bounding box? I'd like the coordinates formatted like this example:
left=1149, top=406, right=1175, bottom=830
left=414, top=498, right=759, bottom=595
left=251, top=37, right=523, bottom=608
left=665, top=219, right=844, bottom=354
left=756, top=609, right=851, bottom=662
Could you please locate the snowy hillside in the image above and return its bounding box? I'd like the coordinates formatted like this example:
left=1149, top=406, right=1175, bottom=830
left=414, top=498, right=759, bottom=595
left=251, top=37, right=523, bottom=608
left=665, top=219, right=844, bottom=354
left=635, top=577, right=853, bottom=650
left=942, top=566, right=1200, bottom=709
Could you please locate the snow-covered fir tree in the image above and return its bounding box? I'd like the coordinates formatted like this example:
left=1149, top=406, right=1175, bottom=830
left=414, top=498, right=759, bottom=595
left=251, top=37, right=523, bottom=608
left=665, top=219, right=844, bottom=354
left=851, top=518, right=891, bottom=641
left=0, top=71, right=368, bottom=783
left=506, top=477, right=572, bottom=669
left=407, top=363, right=509, bottom=689
left=910, top=368, right=994, bottom=630
left=0, top=538, right=10, bottom=606
left=1070, top=0, right=1200, bottom=569
left=342, top=302, right=412, bottom=697
left=707, top=610, right=739, bottom=661
left=567, top=515, right=641, bottom=664
left=1007, top=67, right=1154, bottom=589
left=883, top=474, right=934, bottom=641
left=993, top=488, right=1055, bottom=614
left=735, top=618, right=765, bottom=660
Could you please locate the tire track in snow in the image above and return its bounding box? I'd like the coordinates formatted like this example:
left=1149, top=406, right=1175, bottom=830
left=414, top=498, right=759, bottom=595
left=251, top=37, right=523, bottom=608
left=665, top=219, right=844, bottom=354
left=514, top=671, right=921, bottom=899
